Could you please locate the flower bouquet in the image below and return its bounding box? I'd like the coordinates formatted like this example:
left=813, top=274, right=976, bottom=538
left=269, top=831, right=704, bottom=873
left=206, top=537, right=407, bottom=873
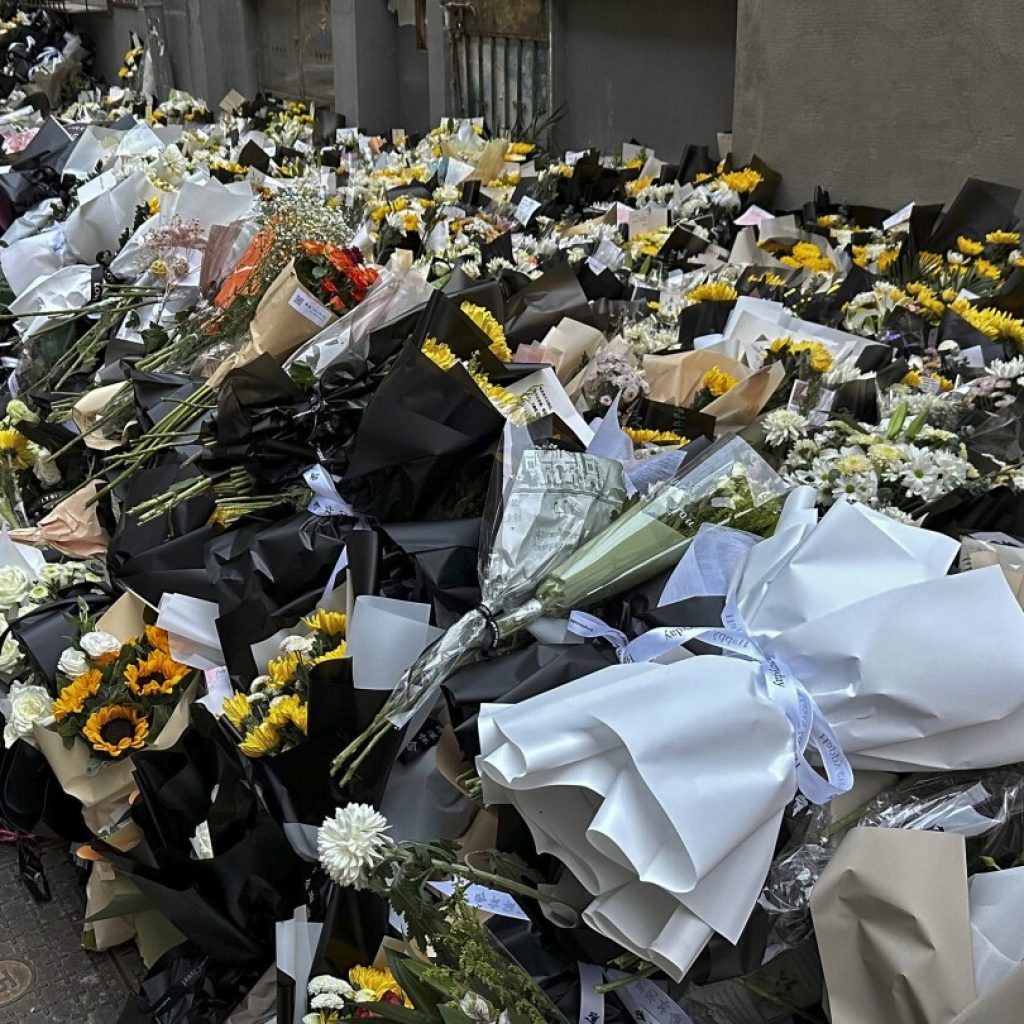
left=334, top=436, right=789, bottom=783
left=224, top=606, right=347, bottom=759
left=31, top=593, right=198, bottom=834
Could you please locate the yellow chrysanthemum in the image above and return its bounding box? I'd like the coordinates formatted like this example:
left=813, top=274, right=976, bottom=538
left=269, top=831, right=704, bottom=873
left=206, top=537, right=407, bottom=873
left=686, top=281, right=738, bottom=303
left=505, top=142, right=535, bottom=157
left=147, top=197, right=160, bottom=216
left=349, top=965, right=410, bottom=1006
left=266, top=693, right=306, bottom=731
left=422, top=337, right=457, bottom=370
left=974, top=258, right=1002, bottom=280
left=460, top=302, right=513, bottom=361
left=949, top=298, right=1024, bottom=345
left=83, top=705, right=149, bottom=757
left=313, top=642, right=348, bottom=666
left=238, top=721, right=280, bottom=758
left=222, top=692, right=251, bottom=731
left=701, top=366, right=739, bottom=397
left=52, top=670, right=103, bottom=722
left=987, top=230, right=1021, bottom=246
left=877, top=249, right=900, bottom=273
left=816, top=214, right=840, bottom=227
left=124, top=649, right=189, bottom=697
left=150, top=259, right=169, bottom=278
left=718, top=168, right=763, bottom=193
left=768, top=338, right=834, bottom=373
left=625, top=176, right=655, bottom=197
left=0, top=428, right=33, bottom=470
left=302, top=609, right=347, bottom=636
left=780, top=242, right=834, bottom=274
left=266, top=652, right=302, bottom=688
left=902, top=370, right=923, bottom=388
left=957, top=235, right=984, bottom=256
left=918, top=251, right=944, bottom=274
left=623, top=427, right=689, bottom=446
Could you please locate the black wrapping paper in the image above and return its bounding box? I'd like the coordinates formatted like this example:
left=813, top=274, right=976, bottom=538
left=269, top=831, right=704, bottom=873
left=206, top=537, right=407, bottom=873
left=101, top=707, right=307, bottom=965
left=0, top=738, right=92, bottom=842
left=927, top=177, right=1021, bottom=253
left=6, top=593, right=110, bottom=684
left=503, top=262, right=595, bottom=346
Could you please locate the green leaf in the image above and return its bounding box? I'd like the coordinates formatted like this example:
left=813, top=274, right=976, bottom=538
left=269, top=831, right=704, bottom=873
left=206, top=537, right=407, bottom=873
left=340, top=1000, right=423, bottom=1023
left=438, top=1007, right=476, bottom=1024
left=386, top=950, right=443, bottom=1018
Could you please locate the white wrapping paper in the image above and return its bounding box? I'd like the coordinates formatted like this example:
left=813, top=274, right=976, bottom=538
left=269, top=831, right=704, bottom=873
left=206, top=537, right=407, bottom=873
left=478, top=496, right=1024, bottom=978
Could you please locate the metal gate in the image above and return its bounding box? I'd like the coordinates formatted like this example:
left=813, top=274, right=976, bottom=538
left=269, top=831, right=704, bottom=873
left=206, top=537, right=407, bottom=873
left=445, top=0, right=551, bottom=137
left=256, top=0, right=333, bottom=103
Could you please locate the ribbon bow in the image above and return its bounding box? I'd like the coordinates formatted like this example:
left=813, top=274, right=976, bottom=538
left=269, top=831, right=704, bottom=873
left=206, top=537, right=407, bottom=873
left=568, top=602, right=853, bottom=806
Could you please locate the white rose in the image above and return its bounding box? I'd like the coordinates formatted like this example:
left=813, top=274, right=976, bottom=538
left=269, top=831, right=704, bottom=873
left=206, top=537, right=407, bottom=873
left=279, top=634, right=316, bottom=655
left=57, top=647, right=88, bottom=678
left=0, top=566, right=31, bottom=610
left=0, top=635, right=21, bottom=673
left=80, top=631, right=122, bottom=659
left=2, top=682, right=51, bottom=747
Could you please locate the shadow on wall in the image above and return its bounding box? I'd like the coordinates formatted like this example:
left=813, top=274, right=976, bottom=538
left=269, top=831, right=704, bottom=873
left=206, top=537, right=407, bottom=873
left=553, top=0, right=737, bottom=159
left=731, top=0, right=1024, bottom=212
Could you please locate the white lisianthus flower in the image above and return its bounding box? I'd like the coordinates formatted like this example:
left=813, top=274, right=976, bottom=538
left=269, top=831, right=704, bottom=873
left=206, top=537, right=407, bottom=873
left=280, top=634, right=316, bottom=656
left=57, top=647, right=89, bottom=678
left=317, top=804, right=391, bottom=888
left=2, top=682, right=51, bottom=747
left=762, top=409, right=809, bottom=448
left=0, top=566, right=31, bottom=610
left=80, top=630, right=122, bottom=659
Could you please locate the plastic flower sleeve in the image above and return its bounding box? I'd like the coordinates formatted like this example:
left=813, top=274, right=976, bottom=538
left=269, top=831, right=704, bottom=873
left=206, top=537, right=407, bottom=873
left=505, top=435, right=788, bottom=623
left=385, top=446, right=628, bottom=730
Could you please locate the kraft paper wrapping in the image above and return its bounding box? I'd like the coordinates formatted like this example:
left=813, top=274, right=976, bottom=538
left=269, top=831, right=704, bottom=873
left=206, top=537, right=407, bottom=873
left=208, top=260, right=337, bottom=386
left=643, top=349, right=785, bottom=433
left=72, top=381, right=129, bottom=451
left=960, top=535, right=1024, bottom=610
left=10, top=481, right=111, bottom=557
left=34, top=592, right=195, bottom=834
left=810, top=827, right=976, bottom=1024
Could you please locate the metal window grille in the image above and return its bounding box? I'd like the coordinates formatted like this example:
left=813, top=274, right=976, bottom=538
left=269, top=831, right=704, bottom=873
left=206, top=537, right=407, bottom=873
left=20, top=0, right=111, bottom=12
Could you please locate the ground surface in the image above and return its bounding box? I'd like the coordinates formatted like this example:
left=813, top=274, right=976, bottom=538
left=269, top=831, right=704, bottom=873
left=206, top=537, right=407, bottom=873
left=0, top=843, right=142, bottom=1023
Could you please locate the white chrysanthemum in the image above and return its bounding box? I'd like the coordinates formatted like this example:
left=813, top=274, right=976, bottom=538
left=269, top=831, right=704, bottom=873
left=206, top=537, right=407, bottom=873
left=310, top=992, right=347, bottom=1011
left=762, top=409, right=809, bottom=447
left=318, top=804, right=391, bottom=887
left=280, top=634, right=316, bottom=655
left=901, top=447, right=942, bottom=499
left=989, top=356, right=1024, bottom=379
left=878, top=505, right=915, bottom=525
left=308, top=975, right=354, bottom=997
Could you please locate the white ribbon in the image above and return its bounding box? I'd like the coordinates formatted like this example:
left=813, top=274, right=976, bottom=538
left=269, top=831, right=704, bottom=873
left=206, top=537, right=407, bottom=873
left=303, top=463, right=356, bottom=517
left=567, top=601, right=853, bottom=806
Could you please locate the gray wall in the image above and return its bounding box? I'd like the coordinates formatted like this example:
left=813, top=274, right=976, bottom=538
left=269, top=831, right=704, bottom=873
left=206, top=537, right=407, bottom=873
left=74, top=7, right=148, bottom=87
left=733, top=0, right=1024, bottom=211
left=552, top=0, right=737, bottom=159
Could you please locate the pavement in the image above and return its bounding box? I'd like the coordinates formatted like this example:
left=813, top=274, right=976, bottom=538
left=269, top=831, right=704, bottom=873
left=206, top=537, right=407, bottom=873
left=0, top=842, right=143, bottom=1024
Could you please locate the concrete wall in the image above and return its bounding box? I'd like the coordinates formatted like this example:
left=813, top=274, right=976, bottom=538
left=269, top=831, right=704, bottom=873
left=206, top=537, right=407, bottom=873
left=552, top=0, right=737, bottom=159
left=733, top=0, right=1024, bottom=211
left=74, top=7, right=148, bottom=87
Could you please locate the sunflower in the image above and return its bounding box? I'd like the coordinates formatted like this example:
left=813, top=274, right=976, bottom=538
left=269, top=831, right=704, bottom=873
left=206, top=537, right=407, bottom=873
left=144, top=625, right=171, bottom=653
left=0, top=428, right=33, bottom=470
left=302, top=609, right=347, bottom=636
left=124, top=649, right=189, bottom=697
left=686, top=281, right=738, bottom=303
left=52, top=670, right=103, bottom=721
left=222, top=692, right=251, bottom=731
left=349, top=965, right=410, bottom=1006
left=460, top=302, right=513, bottom=361
left=238, top=721, right=280, bottom=758
left=83, top=705, right=149, bottom=757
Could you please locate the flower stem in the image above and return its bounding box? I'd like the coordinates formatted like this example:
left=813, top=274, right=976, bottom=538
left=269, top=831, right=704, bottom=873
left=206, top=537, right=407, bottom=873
left=594, top=963, right=659, bottom=994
